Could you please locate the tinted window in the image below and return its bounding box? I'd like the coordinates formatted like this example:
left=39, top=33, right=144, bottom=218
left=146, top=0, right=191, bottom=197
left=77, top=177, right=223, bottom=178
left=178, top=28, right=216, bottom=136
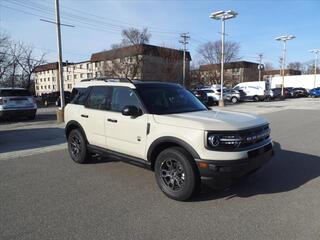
left=71, top=88, right=89, bottom=105
left=86, top=86, right=112, bottom=110
left=136, top=84, right=207, bottom=115
left=0, top=89, right=31, bottom=97
left=111, top=87, right=140, bottom=112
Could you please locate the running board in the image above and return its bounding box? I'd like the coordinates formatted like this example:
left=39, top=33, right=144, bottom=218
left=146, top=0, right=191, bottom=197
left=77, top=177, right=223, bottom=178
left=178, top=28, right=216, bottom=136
left=87, top=144, right=152, bottom=170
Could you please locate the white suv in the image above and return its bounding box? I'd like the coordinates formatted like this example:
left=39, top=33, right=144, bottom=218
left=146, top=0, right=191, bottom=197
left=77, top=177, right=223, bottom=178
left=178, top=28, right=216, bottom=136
left=65, top=78, right=273, bottom=201
left=0, top=88, right=37, bottom=120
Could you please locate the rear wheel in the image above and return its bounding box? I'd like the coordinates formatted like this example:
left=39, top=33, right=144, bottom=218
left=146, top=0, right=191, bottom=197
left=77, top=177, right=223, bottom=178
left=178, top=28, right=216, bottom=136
left=231, top=97, right=238, bottom=103
left=67, top=129, right=91, bottom=164
left=154, top=147, right=200, bottom=201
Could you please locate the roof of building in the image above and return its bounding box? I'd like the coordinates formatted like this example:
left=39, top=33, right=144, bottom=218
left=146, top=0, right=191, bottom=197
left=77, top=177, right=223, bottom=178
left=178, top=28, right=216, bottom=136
left=199, top=61, right=259, bottom=71
left=90, top=44, right=191, bottom=62
left=34, top=62, right=68, bottom=73
left=263, top=69, right=302, bottom=76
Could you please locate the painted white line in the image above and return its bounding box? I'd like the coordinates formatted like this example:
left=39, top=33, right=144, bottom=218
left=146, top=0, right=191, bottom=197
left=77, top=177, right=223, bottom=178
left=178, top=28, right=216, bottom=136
left=0, top=143, right=67, bottom=161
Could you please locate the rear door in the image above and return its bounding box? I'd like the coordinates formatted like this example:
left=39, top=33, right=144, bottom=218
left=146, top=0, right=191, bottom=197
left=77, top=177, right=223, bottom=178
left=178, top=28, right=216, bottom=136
left=79, top=86, right=113, bottom=148
left=105, top=86, right=148, bottom=159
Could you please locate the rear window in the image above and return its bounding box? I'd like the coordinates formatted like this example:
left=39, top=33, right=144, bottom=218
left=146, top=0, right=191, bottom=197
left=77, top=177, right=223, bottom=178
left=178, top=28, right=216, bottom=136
left=0, top=89, right=31, bottom=97
left=71, top=88, right=89, bottom=105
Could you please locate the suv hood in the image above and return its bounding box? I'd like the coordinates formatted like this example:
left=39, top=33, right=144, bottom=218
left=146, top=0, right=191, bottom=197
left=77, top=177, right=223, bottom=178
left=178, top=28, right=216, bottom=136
left=153, top=110, right=268, bottom=131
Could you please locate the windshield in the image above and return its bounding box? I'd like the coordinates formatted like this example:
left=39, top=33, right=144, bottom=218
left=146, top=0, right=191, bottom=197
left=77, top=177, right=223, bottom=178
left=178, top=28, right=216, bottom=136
left=136, top=84, right=207, bottom=114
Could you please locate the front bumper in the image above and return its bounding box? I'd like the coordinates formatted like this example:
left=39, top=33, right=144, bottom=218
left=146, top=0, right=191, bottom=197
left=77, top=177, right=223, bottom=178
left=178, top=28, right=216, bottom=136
left=196, top=143, right=273, bottom=189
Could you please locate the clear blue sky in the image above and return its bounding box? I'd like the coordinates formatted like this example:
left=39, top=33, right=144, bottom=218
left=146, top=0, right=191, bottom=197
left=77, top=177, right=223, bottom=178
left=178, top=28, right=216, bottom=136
left=1, top=0, right=319, bottom=68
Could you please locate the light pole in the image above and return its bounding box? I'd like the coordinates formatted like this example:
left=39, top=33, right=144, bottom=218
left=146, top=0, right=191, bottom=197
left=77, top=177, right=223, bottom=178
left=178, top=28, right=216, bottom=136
left=309, top=49, right=320, bottom=88
left=210, top=10, right=238, bottom=107
left=275, top=35, right=295, bottom=96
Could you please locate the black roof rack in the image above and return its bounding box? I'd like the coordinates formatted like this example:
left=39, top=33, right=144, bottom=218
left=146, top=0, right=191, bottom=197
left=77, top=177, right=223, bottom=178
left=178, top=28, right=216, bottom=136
left=80, top=77, right=134, bottom=84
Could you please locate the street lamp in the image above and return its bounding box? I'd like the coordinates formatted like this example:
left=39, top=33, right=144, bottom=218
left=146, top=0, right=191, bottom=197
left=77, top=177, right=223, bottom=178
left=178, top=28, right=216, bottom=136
left=275, top=35, right=296, bottom=96
left=309, top=49, right=320, bottom=88
left=210, top=10, right=238, bottom=107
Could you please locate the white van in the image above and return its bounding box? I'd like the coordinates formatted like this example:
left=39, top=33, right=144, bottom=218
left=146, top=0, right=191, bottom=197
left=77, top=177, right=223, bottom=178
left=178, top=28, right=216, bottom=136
left=233, top=81, right=270, bottom=101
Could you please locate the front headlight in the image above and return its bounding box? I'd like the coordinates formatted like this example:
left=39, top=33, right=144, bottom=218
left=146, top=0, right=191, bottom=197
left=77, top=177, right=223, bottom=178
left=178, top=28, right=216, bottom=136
left=205, top=125, right=271, bottom=151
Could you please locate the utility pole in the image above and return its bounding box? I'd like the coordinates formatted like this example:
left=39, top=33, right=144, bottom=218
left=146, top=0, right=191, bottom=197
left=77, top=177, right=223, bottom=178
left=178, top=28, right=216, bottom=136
left=40, top=0, right=74, bottom=122
left=258, top=53, right=263, bottom=81
left=179, top=33, right=190, bottom=87
left=309, top=49, right=320, bottom=88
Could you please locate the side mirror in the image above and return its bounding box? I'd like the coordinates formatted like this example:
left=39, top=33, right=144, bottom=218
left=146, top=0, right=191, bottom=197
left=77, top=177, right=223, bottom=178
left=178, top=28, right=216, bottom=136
left=122, top=105, right=142, bottom=117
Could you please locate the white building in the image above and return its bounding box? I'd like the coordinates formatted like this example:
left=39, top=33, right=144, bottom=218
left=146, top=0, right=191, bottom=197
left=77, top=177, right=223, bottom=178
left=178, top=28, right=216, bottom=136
left=34, top=61, right=93, bottom=96
left=270, top=74, right=320, bottom=90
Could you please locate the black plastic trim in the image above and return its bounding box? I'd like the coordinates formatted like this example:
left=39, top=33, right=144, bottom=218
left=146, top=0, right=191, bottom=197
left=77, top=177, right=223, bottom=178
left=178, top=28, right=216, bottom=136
left=147, top=136, right=200, bottom=161
left=87, top=144, right=151, bottom=170
left=65, top=120, right=88, bottom=143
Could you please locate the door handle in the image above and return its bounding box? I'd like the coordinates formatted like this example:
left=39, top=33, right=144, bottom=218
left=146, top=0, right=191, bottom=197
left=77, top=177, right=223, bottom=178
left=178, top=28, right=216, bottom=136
left=107, top=118, right=117, bottom=123
left=81, top=114, right=89, bottom=118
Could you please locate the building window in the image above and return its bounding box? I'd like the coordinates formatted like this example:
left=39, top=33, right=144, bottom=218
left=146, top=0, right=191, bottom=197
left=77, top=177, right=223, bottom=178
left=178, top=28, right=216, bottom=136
left=87, top=73, right=93, bottom=78
left=41, top=86, right=43, bottom=89
left=48, top=85, right=51, bottom=89
left=48, top=77, right=50, bottom=81
left=86, top=63, right=90, bottom=69
left=95, top=62, right=100, bottom=68
left=80, top=73, right=84, bottom=78
left=36, top=86, right=39, bottom=90
left=52, top=77, right=56, bottom=82
left=44, top=86, right=47, bottom=89
left=74, top=74, right=77, bottom=79
left=67, top=75, right=70, bottom=80
left=67, top=84, right=72, bottom=89
left=53, top=85, right=55, bottom=90
left=79, top=64, right=82, bottom=69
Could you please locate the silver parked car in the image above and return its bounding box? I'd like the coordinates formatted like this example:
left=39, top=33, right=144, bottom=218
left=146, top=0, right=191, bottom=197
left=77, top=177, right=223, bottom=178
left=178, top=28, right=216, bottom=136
left=0, top=88, right=37, bottom=120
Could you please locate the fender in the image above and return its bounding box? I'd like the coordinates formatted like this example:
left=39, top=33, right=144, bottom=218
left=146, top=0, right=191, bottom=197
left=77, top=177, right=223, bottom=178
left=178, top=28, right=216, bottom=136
left=147, top=136, right=200, bottom=162
left=65, top=120, right=88, bottom=143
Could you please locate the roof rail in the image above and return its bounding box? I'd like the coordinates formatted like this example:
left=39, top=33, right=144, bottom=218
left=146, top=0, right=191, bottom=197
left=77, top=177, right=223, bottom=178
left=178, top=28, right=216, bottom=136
left=80, top=77, right=134, bottom=84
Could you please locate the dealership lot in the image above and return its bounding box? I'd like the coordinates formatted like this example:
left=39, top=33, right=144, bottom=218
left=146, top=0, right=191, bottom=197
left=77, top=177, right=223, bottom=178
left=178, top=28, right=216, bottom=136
left=1, top=99, right=320, bottom=240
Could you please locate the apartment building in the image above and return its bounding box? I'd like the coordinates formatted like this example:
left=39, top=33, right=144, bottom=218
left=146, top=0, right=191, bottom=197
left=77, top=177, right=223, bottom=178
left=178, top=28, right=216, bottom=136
left=34, top=61, right=92, bottom=96
left=191, top=61, right=259, bottom=88
left=34, top=44, right=190, bottom=96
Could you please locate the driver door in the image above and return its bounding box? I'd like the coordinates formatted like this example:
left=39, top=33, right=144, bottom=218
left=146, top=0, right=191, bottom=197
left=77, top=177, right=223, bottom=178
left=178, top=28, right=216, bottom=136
left=105, top=86, right=148, bottom=160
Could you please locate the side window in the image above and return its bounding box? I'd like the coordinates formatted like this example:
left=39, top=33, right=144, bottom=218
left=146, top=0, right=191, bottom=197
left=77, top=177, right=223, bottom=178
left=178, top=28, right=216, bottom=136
left=71, top=88, right=89, bottom=105
left=86, top=86, right=112, bottom=110
left=111, top=87, right=141, bottom=112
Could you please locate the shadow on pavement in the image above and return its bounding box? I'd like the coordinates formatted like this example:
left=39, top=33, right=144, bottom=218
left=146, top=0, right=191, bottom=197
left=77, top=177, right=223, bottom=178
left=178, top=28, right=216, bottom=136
left=193, top=142, right=320, bottom=202
left=0, top=127, right=65, bottom=153
left=0, top=113, right=57, bottom=126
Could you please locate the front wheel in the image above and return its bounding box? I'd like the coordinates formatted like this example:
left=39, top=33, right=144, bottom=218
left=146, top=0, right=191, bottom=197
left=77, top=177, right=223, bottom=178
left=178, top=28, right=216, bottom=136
left=67, top=129, right=91, bottom=164
left=154, top=147, right=200, bottom=201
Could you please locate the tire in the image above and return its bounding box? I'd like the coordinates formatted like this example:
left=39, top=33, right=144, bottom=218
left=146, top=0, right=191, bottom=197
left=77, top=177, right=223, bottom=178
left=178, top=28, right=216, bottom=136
left=253, top=95, right=259, bottom=102
left=154, top=147, right=200, bottom=201
left=67, top=129, right=91, bottom=164
left=231, top=97, right=238, bottom=104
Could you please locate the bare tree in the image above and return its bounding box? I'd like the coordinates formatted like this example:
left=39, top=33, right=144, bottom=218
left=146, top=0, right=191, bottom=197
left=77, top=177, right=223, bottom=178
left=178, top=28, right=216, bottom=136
left=111, top=27, right=151, bottom=49
left=264, top=62, right=274, bottom=71
left=287, top=61, right=303, bottom=71
left=197, top=40, right=240, bottom=64
left=16, top=44, right=46, bottom=89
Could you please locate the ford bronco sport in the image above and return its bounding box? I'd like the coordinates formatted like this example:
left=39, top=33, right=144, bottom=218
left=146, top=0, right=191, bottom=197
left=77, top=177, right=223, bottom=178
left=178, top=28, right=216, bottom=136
left=65, top=78, right=273, bottom=201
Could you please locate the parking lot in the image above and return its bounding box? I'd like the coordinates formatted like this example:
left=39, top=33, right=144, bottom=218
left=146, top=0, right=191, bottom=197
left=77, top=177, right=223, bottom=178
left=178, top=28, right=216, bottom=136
left=1, top=98, right=320, bottom=240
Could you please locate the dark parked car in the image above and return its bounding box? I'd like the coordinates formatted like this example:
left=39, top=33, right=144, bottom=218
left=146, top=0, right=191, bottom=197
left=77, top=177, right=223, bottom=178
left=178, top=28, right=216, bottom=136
left=271, top=88, right=288, bottom=99
left=41, top=91, right=71, bottom=106
left=190, top=89, right=208, bottom=105
left=285, top=87, right=294, bottom=98
left=293, top=88, right=308, bottom=97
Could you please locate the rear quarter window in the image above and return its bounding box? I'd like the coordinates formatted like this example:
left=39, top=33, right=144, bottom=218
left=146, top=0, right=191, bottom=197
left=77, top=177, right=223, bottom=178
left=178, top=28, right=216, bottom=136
left=71, top=88, right=89, bottom=105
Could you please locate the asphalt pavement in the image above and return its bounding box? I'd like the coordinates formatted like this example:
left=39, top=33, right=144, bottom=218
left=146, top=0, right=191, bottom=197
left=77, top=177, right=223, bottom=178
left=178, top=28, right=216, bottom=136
left=1, top=100, right=320, bottom=240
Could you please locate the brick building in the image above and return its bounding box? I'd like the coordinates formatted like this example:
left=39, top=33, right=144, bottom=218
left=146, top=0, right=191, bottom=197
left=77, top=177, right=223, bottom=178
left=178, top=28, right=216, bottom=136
left=34, top=44, right=191, bottom=96
left=191, top=61, right=259, bottom=88
left=262, top=69, right=302, bottom=80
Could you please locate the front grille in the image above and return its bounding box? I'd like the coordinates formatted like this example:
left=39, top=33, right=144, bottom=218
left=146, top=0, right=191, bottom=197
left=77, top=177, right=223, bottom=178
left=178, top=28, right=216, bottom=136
left=237, top=125, right=270, bottom=148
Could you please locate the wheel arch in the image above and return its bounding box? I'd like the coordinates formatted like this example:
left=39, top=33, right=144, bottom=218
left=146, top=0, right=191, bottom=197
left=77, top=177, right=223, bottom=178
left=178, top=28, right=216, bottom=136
left=147, top=136, right=200, bottom=171
left=65, top=120, right=88, bottom=143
